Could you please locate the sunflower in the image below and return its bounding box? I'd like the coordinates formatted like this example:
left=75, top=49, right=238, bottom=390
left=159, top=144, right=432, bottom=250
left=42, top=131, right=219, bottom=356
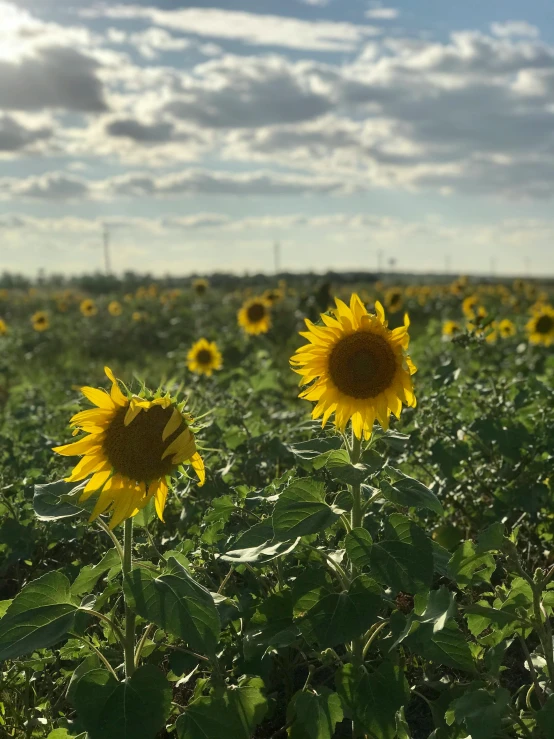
left=384, top=287, right=403, bottom=313
left=466, top=306, right=489, bottom=336
left=32, top=311, right=49, bottom=332
left=0, top=318, right=8, bottom=335
left=53, top=367, right=205, bottom=529
left=526, top=304, right=554, bottom=346
left=187, top=338, right=222, bottom=376
left=498, top=319, right=516, bottom=339
left=442, top=320, right=461, bottom=338
left=80, top=299, right=97, bottom=317
left=108, top=300, right=123, bottom=317
left=462, top=295, right=479, bottom=319
left=132, top=310, right=147, bottom=322
left=290, top=294, right=416, bottom=440
left=238, top=296, right=272, bottom=335
left=193, top=278, right=209, bottom=296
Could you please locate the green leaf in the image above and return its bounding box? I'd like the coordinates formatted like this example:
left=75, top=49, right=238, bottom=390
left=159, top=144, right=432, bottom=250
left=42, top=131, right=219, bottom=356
left=286, top=437, right=342, bottom=461
left=336, top=662, right=408, bottom=739
left=449, top=687, right=510, bottom=739
left=325, top=450, right=372, bottom=486
left=476, top=522, right=505, bottom=553
left=0, top=599, right=12, bottom=618
left=176, top=678, right=268, bottom=739
left=123, top=557, right=220, bottom=657
left=448, top=541, right=496, bottom=587
left=381, top=477, right=443, bottom=516
left=221, top=539, right=300, bottom=564
left=370, top=534, right=433, bottom=595
left=408, top=621, right=475, bottom=673
left=33, top=479, right=85, bottom=521
left=345, top=528, right=373, bottom=570
left=287, top=688, right=343, bottom=739
left=70, top=549, right=121, bottom=596
left=416, top=587, right=457, bottom=631
left=295, top=575, right=382, bottom=648
left=537, top=694, right=554, bottom=739
left=0, top=571, right=78, bottom=660
left=47, top=731, right=86, bottom=739
left=272, top=480, right=344, bottom=542
left=72, top=664, right=171, bottom=739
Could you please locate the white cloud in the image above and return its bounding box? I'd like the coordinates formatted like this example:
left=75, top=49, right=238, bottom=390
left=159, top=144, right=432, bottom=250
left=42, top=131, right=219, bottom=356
left=0, top=168, right=354, bottom=202
left=491, top=21, right=539, bottom=39
left=365, top=8, right=399, bottom=20
left=81, top=5, right=380, bottom=52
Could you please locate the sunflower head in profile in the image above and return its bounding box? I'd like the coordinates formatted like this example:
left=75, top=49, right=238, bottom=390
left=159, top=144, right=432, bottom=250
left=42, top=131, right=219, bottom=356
left=0, top=318, right=8, bottom=336
left=526, top=304, right=554, bottom=346
left=193, top=278, right=209, bottom=296
left=80, top=299, right=97, bottom=317
left=53, top=367, right=205, bottom=529
left=384, top=287, right=403, bottom=313
left=187, top=338, right=223, bottom=377
left=442, top=320, right=461, bottom=338
left=498, top=319, right=516, bottom=339
left=238, top=296, right=272, bottom=335
left=290, top=294, right=416, bottom=440
left=108, top=300, right=123, bottom=317
left=32, top=311, right=49, bottom=332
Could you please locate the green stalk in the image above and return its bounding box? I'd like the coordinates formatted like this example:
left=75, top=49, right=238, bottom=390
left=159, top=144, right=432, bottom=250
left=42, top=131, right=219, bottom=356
left=123, top=518, right=136, bottom=678
left=348, top=431, right=365, bottom=738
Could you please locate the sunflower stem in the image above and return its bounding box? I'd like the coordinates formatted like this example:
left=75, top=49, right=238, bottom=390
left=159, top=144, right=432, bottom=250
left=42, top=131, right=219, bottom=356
left=123, top=517, right=136, bottom=679
left=348, top=430, right=365, bottom=738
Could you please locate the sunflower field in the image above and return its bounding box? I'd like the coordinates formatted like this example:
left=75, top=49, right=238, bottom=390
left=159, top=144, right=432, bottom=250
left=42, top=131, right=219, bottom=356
left=1, top=274, right=554, bottom=739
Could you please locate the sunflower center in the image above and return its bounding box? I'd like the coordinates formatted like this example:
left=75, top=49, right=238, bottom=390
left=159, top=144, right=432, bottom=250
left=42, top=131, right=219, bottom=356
left=536, top=315, right=553, bottom=334
left=196, top=349, right=213, bottom=365
left=329, top=331, right=397, bottom=399
left=390, top=293, right=400, bottom=305
left=247, top=303, right=266, bottom=322
left=36, top=316, right=46, bottom=324
left=103, top=404, right=186, bottom=483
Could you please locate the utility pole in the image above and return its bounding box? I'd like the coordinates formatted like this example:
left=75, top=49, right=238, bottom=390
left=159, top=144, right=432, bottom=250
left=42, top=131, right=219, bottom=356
left=273, top=241, right=281, bottom=275
left=103, top=224, right=111, bottom=274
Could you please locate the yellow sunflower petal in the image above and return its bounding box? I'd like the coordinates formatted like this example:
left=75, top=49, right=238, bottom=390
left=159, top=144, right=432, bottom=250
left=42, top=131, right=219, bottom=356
left=80, top=386, right=115, bottom=410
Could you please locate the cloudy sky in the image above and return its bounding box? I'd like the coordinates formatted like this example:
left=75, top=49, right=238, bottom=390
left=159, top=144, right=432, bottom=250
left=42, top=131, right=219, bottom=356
left=2, top=0, right=554, bottom=277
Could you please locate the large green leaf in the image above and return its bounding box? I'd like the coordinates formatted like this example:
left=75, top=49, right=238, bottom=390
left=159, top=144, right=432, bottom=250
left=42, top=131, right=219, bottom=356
left=336, top=662, right=408, bottom=739
left=448, top=687, right=510, bottom=739
left=295, top=575, right=382, bottom=648
left=345, top=528, right=373, bottom=570
left=380, top=475, right=443, bottom=516
left=221, top=520, right=300, bottom=563
left=0, top=571, right=78, bottom=660
left=72, top=665, right=171, bottom=739
left=123, top=557, right=220, bottom=657
left=370, top=539, right=433, bottom=595
left=33, top=479, right=86, bottom=521
left=537, top=695, right=554, bottom=739
left=286, top=437, right=342, bottom=461
left=176, top=678, right=268, bottom=739
left=287, top=688, right=343, bottom=739
left=407, top=620, right=475, bottom=673
left=71, top=548, right=121, bottom=596
left=272, top=480, right=344, bottom=542
left=448, top=541, right=496, bottom=587
left=325, top=449, right=372, bottom=486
